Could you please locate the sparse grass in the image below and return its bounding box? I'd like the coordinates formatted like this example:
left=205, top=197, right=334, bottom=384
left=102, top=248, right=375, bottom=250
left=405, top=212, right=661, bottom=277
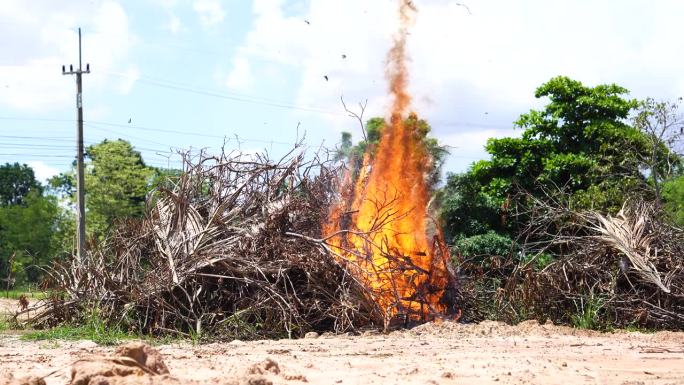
left=571, top=294, right=606, bottom=330
left=623, top=324, right=657, bottom=334
left=39, top=340, right=62, bottom=349
left=21, top=307, right=133, bottom=346
left=0, top=316, right=9, bottom=332
left=21, top=325, right=133, bottom=346
left=3, top=287, right=48, bottom=300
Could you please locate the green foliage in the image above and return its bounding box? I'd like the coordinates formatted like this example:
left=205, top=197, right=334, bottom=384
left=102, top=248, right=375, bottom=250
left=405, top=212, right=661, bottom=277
left=453, top=231, right=516, bottom=267
left=439, top=172, right=503, bottom=240
left=441, top=76, right=655, bottom=249
left=334, top=132, right=354, bottom=161
left=0, top=317, right=7, bottom=332
left=474, top=76, right=648, bottom=205
left=22, top=325, right=131, bottom=346
left=632, top=98, right=684, bottom=200
left=0, top=163, right=42, bottom=206
left=571, top=294, right=606, bottom=330
left=86, top=140, right=156, bottom=236
left=662, top=175, right=684, bottom=226
left=51, top=139, right=158, bottom=239
left=0, top=192, right=65, bottom=284
left=519, top=253, right=554, bottom=271
left=22, top=306, right=131, bottom=345
left=337, top=116, right=450, bottom=189
left=3, top=287, right=47, bottom=300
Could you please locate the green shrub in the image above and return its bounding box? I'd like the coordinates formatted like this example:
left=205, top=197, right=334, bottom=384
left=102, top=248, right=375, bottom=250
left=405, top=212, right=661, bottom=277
left=21, top=306, right=131, bottom=345
left=662, top=175, right=684, bottom=227
left=520, top=252, right=555, bottom=271
left=454, top=231, right=517, bottom=267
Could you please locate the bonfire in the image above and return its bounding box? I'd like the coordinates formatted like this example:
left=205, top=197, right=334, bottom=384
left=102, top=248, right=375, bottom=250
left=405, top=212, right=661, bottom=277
left=324, top=0, right=458, bottom=326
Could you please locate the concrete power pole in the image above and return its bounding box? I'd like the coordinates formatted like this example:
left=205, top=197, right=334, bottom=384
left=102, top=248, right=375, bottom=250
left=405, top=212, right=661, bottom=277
left=62, top=28, right=90, bottom=263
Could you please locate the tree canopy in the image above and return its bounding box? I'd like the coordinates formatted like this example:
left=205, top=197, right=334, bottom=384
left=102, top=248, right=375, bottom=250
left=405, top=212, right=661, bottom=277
left=50, top=139, right=158, bottom=239
left=337, top=115, right=450, bottom=188
left=0, top=192, right=64, bottom=283
left=441, top=76, right=659, bottom=254
left=0, top=163, right=42, bottom=206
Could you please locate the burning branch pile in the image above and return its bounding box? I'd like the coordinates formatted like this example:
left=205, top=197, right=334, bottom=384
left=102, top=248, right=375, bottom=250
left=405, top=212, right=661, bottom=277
left=20, top=0, right=459, bottom=336
left=324, top=0, right=458, bottom=326
left=25, top=147, right=382, bottom=338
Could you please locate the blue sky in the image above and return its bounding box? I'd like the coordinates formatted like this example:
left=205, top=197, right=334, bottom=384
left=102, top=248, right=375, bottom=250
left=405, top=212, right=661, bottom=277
left=2, top=0, right=684, bottom=183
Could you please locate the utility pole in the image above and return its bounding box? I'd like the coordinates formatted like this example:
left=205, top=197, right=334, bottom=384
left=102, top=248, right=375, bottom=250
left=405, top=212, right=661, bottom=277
left=62, top=28, right=90, bottom=263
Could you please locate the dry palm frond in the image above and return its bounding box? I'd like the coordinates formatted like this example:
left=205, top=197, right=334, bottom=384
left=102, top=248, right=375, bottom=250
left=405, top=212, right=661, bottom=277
left=587, top=204, right=670, bottom=293
left=499, top=192, right=684, bottom=330
left=26, top=145, right=383, bottom=338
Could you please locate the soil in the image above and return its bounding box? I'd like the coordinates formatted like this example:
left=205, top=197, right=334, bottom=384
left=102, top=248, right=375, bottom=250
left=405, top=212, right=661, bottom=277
left=2, top=299, right=684, bottom=384
left=0, top=298, right=20, bottom=315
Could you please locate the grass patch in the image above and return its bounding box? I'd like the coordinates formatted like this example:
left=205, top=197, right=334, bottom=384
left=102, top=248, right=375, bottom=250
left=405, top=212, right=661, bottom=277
left=0, top=316, right=8, bottom=332
left=21, top=307, right=133, bottom=346
left=571, top=293, right=606, bottom=330
left=22, top=325, right=133, bottom=346
left=2, top=287, right=48, bottom=300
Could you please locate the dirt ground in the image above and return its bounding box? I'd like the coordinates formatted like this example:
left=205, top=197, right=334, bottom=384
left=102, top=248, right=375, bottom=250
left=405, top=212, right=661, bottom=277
left=0, top=298, right=20, bottom=314
left=2, top=299, right=684, bottom=385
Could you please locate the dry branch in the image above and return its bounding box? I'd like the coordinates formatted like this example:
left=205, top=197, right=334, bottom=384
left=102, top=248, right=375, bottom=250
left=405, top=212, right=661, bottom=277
left=26, top=146, right=383, bottom=338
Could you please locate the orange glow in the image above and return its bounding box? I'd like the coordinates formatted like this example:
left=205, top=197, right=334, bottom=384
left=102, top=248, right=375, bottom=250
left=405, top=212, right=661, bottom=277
left=324, top=0, right=453, bottom=323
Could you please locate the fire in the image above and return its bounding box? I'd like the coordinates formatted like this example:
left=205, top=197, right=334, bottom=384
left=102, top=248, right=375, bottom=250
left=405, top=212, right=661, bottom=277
left=324, top=0, right=455, bottom=324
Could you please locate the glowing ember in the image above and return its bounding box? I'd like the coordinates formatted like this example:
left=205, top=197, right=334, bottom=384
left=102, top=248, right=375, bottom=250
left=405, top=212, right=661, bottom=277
left=324, top=0, right=456, bottom=324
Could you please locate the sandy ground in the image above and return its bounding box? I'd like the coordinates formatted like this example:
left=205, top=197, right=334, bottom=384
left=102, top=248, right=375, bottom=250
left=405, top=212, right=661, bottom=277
left=0, top=298, right=20, bottom=314
left=2, top=299, right=684, bottom=385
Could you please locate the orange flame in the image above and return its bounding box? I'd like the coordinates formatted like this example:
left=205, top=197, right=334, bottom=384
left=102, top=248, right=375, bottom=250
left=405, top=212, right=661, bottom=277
left=324, top=0, right=455, bottom=323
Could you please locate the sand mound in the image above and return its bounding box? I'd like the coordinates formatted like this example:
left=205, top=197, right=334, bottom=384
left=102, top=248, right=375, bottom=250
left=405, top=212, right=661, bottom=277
left=0, top=342, right=305, bottom=385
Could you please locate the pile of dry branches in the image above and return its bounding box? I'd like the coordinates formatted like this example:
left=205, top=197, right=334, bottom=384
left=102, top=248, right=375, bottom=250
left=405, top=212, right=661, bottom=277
left=23, top=146, right=382, bottom=338
left=500, top=197, right=684, bottom=329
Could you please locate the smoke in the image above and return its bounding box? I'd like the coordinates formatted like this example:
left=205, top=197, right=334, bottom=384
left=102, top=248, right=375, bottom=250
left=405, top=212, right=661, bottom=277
left=386, top=0, right=417, bottom=121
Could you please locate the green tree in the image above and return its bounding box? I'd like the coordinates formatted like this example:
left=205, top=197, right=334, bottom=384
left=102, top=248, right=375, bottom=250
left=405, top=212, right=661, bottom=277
left=0, top=163, right=42, bottom=206
left=632, top=98, right=684, bottom=202
left=472, top=76, right=648, bottom=206
left=85, top=140, right=156, bottom=237
left=662, top=175, right=684, bottom=226
left=337, top=115, right=450, bottom=188
left=51, top=139, right=157, bottom=238
left=439, top=172, right=503, bottom=241
left=0, top=192, right=64, bottom=284
left=441, top=76, right=657, bottom=256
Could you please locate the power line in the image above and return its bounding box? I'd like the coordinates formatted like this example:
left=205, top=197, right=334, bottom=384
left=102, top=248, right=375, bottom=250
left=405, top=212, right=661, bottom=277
left=85, top=120, right=299, bottom=146
left=84, top=123, right=178, bottom=148
left=0, top=143, right=176, bottom=155
left=0, top=115, right=514, bottom=136
left=0, top=153, right=76, bottom=158
left=103, top=71, right=345, bottom=116
left=0, top=116, right=74, bottom=123
left=0, top=135, right=81, bottom=142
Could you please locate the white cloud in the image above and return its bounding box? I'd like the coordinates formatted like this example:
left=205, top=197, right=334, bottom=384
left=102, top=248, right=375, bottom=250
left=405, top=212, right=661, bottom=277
left=193, top=0, right=225, bottom=28
left=0, top=0, right=137, bottom=111
left=117, top=66, right=140, bottom=94
left=225, top=57, right=253, bottom=90
left=165, top=13, right=183, bottom=34
left=149, top=0, right=179, bottom=7
left=26, top=161, right=60, bottom=184
left=227, top=0, right=684, bottom=169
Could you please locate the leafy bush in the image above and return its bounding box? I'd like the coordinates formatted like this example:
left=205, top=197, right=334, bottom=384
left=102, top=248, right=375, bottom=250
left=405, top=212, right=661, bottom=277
left=663, top=175, right=684, bottom=226
left=454, top=231, right=516, bottom=267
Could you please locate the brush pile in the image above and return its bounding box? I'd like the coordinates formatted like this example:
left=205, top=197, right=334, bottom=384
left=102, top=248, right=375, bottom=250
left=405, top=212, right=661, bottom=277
left=23, top=146, right=381, bottom=338
left=498, top=198, right=684, bottom=329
